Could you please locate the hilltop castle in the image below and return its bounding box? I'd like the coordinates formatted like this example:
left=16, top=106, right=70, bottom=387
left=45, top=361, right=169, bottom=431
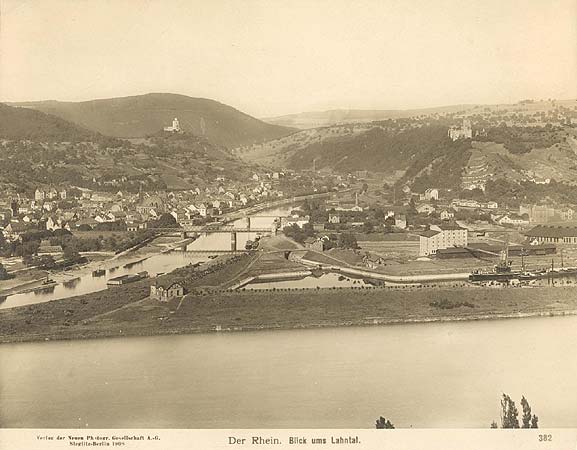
left=448, top=118, right=472, bottom=141
left=164, top=117, right=181, bottom=133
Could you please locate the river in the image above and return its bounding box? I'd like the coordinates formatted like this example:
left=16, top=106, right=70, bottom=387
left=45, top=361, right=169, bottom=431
left=1, top=314, right=576, bottom=428
left=0, top=206, right=295, bottom=310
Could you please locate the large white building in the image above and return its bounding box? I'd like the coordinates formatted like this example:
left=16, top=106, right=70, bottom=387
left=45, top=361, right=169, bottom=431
left=418, top=223, right=468, bottom=256
left=420, top=188, right=439, bottom=201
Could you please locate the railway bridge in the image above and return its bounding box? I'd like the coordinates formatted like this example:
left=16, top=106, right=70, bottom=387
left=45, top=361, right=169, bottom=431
left=156, top=217, right=278, bottom=251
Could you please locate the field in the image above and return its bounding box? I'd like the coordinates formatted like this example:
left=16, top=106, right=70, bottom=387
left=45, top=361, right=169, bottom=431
left=247, top=252, right=305, bottom=276
left=358, top=240, right=419, bottom=260
left=3, top=282, right=577, bottom=344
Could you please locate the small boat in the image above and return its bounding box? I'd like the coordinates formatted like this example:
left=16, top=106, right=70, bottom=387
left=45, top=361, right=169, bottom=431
left=92, top=268, right=106, bottom=277
left=33, top=284, right=56, bottom=294
left=107, top=271, right=149, bottom=286
left=63, top=277, right=81, bottom=288
left=518, top=272, right=538, bottom=281
left=42, top=277, right=55, bottom=285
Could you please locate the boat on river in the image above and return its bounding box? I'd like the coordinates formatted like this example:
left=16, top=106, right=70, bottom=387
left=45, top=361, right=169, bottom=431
left=33, top=284, right=56, bottom=294
left=107, top=271, right=148, bottom=286
left=469, top=242, right=525, bottom=282
left=470, top=241, right=577, bottom=282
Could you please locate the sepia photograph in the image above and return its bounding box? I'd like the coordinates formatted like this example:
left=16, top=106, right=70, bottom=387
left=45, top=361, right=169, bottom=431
left=0, top=0, right=577, bottom=438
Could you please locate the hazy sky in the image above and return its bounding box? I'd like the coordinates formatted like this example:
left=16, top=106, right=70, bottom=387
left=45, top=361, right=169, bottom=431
left=1, top=0, right=576, bottom=117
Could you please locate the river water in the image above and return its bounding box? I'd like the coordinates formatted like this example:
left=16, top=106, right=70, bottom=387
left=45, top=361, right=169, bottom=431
left=1, top=315, right=576, bottom=428
left=0, top=206, right=294, bottom=310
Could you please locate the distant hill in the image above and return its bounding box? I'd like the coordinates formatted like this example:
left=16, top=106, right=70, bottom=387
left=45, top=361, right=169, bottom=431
left=263, top=99, right=577, bottom=129
left=0, top=103, right=98, bottom=142
left=13, top=93, right=294, bottom=148
left=263, top=105, right=477, bottom=129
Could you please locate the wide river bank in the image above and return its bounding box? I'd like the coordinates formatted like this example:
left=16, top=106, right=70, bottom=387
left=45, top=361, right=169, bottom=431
left=1, top=313, right=577, bottom=428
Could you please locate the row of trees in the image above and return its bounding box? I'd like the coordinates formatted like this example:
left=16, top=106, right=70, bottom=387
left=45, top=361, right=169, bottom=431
left=0, top=226, right=161, bottom=260
left=491, top=394, right=538, bottom=429
left=282, top=224, right=358, bottom=250
left=376, top=394, right=539, bottom=429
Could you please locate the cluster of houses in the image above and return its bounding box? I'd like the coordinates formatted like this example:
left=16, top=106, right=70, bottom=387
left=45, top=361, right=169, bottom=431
left=0, top=175, right=298, bottom=243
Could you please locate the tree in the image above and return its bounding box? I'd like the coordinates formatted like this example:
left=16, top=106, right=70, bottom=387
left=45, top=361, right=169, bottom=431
left=521, top=396, right=539, bottom=428
left=375, top=416, right=395, bottom=429
left=150, top=213, right=179, bottom=229
left=500, top=394, right=520, bottom=428
left=63, top=243, right=81, bottom=261
left=38, top=255, right=56, bottom=270
left=337, top=232, right=358, bottom=249
left=492, top=394, right=539, bottom=429
left=22, top=254, right=34, bottom=266
left=0, top=262, right=9, bottom=280
left=362, top=222, right=375, bottom=234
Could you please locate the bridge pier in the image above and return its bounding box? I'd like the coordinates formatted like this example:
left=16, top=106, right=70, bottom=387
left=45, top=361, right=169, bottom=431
left=181, top=231, right=187, bottom=239
left=246, top=216, right=251, bottom=230
left=231, top=231, right=237, bottom=252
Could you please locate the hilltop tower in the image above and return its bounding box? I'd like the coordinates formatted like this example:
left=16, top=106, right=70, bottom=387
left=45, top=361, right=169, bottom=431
left=462, top=119, right=472, bottom=139
left=164, top=117, right=181, bottom=132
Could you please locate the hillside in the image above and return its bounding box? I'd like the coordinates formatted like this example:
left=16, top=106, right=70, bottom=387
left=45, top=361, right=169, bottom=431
left=0, top=126, right=256, bottom=193
left=282, top=125, right=474, bottom=191
left=237, top=113, right=577, bottom=194
left=13, top=93, right=294, bottom=148
left=0, top=103, right=99, bottom=142
left=236, top=121, right=473, bottom=189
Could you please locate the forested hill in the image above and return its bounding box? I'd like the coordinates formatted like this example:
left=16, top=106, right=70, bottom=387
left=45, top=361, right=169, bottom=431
left=0, top=103, right=105, bottom=143
left=13, top=93, right=294, bottom=148
left=286, top=125, right=451, bottom=172
left=286, top=125, right=472, bottom=190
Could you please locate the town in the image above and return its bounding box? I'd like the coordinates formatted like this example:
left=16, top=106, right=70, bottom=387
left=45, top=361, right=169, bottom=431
left=2, top=114, right=577, bottom=296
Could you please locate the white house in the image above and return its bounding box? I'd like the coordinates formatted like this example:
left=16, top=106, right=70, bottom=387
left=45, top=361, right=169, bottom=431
left=420, top=188, right=439, bottom=201
left=418, top=223, right=468, bottom=256
left=417, top=204, right=436, bottom=215
left=440, top=210, right=455, bottom=221
left=498, top=214, right=529, bottom=227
